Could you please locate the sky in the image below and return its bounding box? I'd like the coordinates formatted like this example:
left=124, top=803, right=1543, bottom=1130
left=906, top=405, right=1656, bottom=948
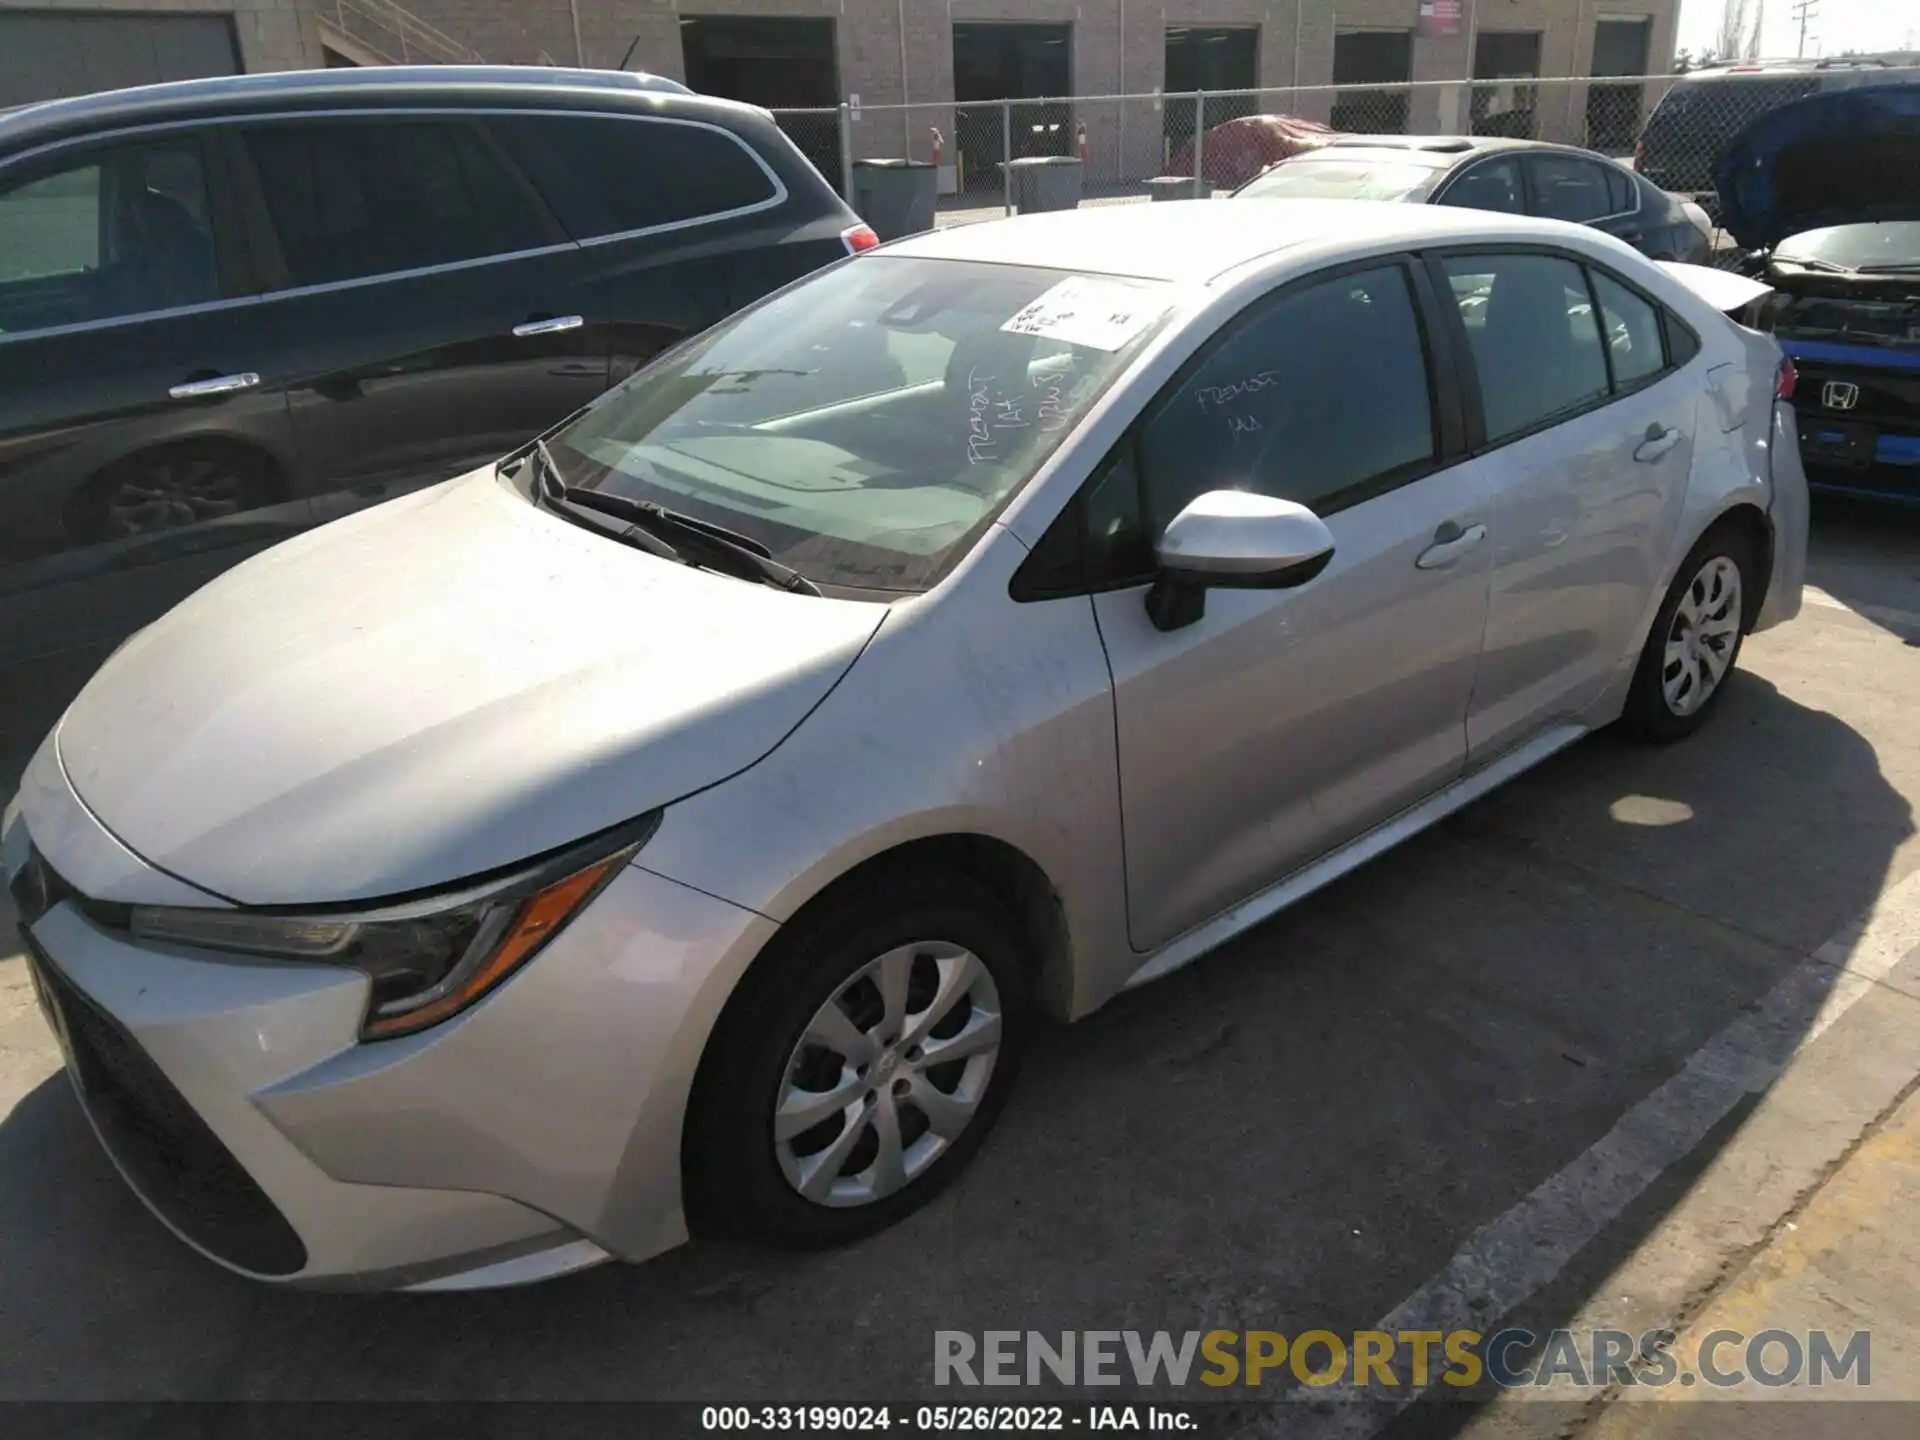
left=1675, top=0, right=1919, bottom=61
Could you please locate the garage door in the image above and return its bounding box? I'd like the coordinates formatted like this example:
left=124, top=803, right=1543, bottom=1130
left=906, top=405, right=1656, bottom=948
left=0, top=12, right=239, bottom=109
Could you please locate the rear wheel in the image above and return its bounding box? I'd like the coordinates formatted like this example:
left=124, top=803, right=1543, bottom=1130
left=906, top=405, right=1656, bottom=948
left=67, top=445, right=279, bottom=545
left=1621, top=529, right=1755, bottom=743
left=685, top=869, right=1030, bottom=1248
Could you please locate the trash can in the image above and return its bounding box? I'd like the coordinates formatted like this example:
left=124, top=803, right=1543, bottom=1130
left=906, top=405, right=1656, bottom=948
left=1145, top=175, right=1195, bottom=203
left=851, top=158, right=938, bottom=241
left=1001, top=155, right=1083, bottom=214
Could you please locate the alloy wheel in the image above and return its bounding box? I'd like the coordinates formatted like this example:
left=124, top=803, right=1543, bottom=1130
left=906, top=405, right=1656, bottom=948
left=105, top=458, right=251, bottom=536
left=1661, top=555, right=1742, bottom=717
left=774, top=941, right=1002, bottom=1208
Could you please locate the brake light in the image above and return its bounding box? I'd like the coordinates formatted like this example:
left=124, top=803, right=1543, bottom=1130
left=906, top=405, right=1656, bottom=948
left=1776, top=357, right=1797, bottom=400
left=841, top=223, right=880, bottom=255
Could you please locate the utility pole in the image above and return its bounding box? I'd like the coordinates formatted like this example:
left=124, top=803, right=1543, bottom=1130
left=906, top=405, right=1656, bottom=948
left=1791, top=0, right=1819, bottom=57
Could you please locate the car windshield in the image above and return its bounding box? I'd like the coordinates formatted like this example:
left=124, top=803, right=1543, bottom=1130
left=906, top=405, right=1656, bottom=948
left=545, top=255, right=1174, bottom=594
left=1774, top=221, right=1920, bottom=272
left=1236, top=156, right=1442, bottom=202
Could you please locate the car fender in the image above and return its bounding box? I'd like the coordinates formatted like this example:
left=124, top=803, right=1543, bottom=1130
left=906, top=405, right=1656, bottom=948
left=634, top=525, right=1137, bottom=1023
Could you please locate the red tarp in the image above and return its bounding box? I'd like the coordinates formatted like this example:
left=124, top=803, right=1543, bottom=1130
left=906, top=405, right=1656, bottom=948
left=1166, top=113, right=1344, bottom=189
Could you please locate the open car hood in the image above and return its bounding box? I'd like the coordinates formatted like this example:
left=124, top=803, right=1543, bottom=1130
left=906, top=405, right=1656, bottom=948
left=1715, top=84, right=1920, bottom=250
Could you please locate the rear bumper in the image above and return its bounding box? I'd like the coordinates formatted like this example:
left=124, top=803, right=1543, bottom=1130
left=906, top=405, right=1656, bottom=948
left=1755, top=402, right=1808, bottom=633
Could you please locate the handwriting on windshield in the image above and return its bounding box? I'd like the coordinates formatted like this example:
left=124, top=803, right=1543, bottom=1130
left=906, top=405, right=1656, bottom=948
left=1039, top=372, right=1098, bottom=434
left=967, top=367, right=1099, bottom=464
left=1195, top=370, right=1283, bottom=413
left=967, top=368, right=1004, bottom=464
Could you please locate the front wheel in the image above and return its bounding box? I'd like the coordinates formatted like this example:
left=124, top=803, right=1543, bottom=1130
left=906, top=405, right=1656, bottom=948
left=685, top=869, right=1030, bottom=1248
left=1621, top=531, right=1754, bottom=743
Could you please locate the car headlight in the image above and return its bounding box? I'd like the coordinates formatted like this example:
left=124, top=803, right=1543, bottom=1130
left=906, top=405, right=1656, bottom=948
left=127, top=815, right=658, bottom=1040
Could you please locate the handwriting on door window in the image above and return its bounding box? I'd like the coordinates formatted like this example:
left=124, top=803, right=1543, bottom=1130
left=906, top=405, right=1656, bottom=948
left=1194, top=370, right=1282, bottom=414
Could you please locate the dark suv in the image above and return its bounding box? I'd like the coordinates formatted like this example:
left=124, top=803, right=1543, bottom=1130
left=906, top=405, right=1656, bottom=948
left=1636, top=56, right=1920, bottom=217
left=0, top=66, right=871, bottom=678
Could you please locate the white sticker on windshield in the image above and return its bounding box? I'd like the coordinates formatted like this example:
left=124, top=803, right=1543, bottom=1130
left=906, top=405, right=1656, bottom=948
left=1001, top=278, right=1170, bottom=352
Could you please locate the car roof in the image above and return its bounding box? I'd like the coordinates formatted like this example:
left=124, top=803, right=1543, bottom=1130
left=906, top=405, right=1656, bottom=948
left=0, top=66, right=741, bottom=154
left=1673, top=55, right=1920, bottom=82
left=1309, top=134, right=1622, bottom=166
left=887, top=199, right=1600, bottom=284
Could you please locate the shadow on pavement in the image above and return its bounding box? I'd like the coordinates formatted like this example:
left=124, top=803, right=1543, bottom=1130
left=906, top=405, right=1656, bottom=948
left=1803, top=491, right=1920, bottom=646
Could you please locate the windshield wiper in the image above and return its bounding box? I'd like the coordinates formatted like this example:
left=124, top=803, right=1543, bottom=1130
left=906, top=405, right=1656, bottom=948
left=1777, top=256, right=1856, bottom=274
left=528, top=447, right=820, bottom=597
left=1858, top=262, right=1920, bottom=275
left=526, top=440, right=684, bottom=565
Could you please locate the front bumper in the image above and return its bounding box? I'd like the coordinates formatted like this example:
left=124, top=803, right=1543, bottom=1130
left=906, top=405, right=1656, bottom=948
left=5, top=745, right=779, bottom=1290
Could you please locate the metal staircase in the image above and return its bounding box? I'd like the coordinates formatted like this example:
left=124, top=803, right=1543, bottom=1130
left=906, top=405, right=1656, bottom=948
left=316, top=0, right=485, bottom=66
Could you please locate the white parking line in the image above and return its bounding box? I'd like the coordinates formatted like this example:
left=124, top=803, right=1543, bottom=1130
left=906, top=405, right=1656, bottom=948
left=1804, top=586, right=1920, bottom=632
left=1295, top=865, right=1920, bottom=1437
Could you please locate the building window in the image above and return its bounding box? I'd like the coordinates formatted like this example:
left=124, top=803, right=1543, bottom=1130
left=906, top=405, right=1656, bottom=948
left=1332, top=30, right=1413, bottom=134
left=1587, top=18, right=1652, bottom=154
left=952, top=23, right=1074, bottom=191
left=1164, top=26, right=1259, bottom=146
left=1471, top=31, right=1542, bottom=138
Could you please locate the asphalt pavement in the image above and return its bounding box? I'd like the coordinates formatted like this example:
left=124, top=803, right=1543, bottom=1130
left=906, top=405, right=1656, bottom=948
left=5, top=496, right=1920, bottom=1433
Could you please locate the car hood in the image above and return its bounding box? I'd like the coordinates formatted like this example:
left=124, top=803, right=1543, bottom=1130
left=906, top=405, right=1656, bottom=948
left=1715, top=84, right=1920, bottom=250
left=55, top=469, right=885, bottom=906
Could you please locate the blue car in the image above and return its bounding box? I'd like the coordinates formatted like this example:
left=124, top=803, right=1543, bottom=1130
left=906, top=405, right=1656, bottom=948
left=1717, top=84, right=1920, bottom=501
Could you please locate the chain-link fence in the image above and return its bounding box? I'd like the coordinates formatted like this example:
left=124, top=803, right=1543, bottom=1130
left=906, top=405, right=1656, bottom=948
left=774, top=72, right=1779, bottom=266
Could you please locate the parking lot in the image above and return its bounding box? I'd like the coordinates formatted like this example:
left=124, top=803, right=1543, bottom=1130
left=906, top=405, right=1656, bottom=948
left=6, top=492, right=1920, bottom=1427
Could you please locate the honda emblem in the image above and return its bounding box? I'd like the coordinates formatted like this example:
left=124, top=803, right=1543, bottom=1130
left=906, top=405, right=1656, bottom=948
left=1821, top=380, right=1860, bottom=412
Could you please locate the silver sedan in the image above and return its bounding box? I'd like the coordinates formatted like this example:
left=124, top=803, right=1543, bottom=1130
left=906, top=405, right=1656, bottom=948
left=3, top=199, right=1807, bottom=1290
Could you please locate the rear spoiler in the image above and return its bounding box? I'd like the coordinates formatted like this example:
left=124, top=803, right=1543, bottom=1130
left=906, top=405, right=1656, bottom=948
left=1658, top=262, right=1775, bottom=319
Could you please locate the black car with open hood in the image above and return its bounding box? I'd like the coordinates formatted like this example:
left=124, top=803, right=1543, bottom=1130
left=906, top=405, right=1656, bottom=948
left=1716, top=84, right=1920, bottom=498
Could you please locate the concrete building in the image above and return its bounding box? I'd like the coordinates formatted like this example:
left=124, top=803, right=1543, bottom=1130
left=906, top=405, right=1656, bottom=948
left=2, top=0, right=1680, bottom=183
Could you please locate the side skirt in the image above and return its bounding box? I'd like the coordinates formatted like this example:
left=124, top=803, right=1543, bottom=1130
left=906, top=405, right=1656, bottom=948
left=1123, top=722, right=1589, bottom=991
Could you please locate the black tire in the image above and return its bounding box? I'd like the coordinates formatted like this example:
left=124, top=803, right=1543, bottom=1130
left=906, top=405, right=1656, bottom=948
left=685, top=867, right=1031, bottom=1249
left=1620, top=526, right=1757, bottom=744
left=65, top=444, right=280, bottom=546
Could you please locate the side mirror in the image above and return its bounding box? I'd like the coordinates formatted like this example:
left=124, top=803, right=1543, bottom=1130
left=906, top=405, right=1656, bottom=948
left=1145, top=489, right=1335, bottom=632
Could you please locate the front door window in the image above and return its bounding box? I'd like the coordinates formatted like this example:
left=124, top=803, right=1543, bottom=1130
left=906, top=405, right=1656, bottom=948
left=0, top=139, right=217, bottom=337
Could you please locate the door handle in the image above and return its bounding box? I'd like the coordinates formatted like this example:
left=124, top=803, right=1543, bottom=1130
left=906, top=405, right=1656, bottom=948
left=1416, top=521, right=1488, bottom=570
left=512, top=315, right=585, bottom=338
left=1634, top=425, right=1683, bottom=463
left=168, top=372, right=260, bottom=401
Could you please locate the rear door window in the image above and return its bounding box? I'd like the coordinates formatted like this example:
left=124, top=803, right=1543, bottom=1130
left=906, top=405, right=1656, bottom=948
left=1441, top=253, right=1609, bottom=443
left=1437, top=157, right=1525, bottom=214
left=1526, top=155, right=1615, bottom=222
left=1604, top=165, right=1636, bottom=215
left=492, top=114, right=779, bottom=239
left=239, top=118, right=554, bottom=287
left=1589, top=270, right=1667, bottom=390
